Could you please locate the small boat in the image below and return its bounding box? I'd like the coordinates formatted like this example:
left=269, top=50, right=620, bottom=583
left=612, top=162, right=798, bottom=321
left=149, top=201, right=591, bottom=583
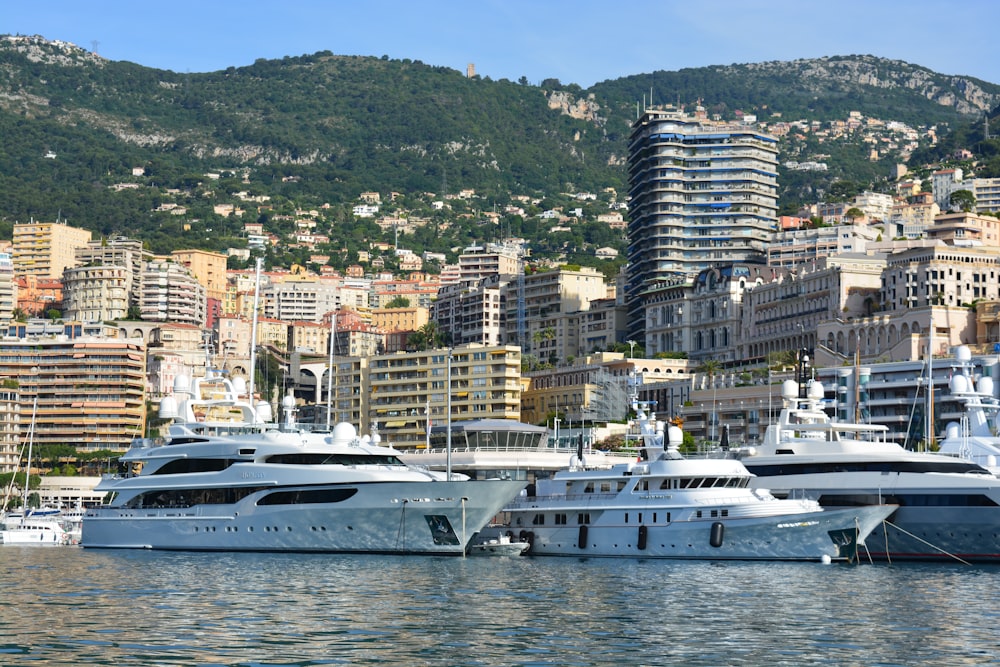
left=0, top=399, right=73, bottom=546
left=505, top=395, right=895, bottom=562
left=467, top=531, right=530, bottom=557
left=1, top=514, right=72, bottom=546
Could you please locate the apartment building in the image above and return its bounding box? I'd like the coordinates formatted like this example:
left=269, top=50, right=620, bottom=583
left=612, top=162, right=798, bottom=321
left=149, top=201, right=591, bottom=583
left=926, top=211, right=1000, bottom=245
left=171, top=249, right=228, bottom=303
left=767, top=224, right=880, bottom=269
left=625, top=107, right=779, bottom=340
left=0, top=335, right=146, bottom=451
left=740, top=254, right=886, bottom=363
left=0, top=388, right=20, bottom=474
left=888, top=193, right=939, bottom=239
left=12, top=221, right=92, bottom=280
left=503, top=265, right=608, bottom=362
left=140, top=258, right=208, bottom=325
left=263, top=279, right=340, bottom=322
left=432, top=277, right=506, bottom=347
left=62, top=264, right=132, bottom=321
left=0, top=253, right=13, bottom=325
left=368, top=344, right=522, bottom=448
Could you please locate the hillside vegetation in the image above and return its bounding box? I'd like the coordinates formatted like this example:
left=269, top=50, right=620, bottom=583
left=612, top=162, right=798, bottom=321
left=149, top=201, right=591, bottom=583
left=1, top=35, right=999, bottom=262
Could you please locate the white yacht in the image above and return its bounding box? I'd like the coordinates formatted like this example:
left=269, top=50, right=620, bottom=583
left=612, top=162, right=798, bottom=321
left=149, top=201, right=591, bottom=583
left=733, top=375, right=1000, bottom=562
left=505, top=399, right=895, bottom=561
left=938, top=346, right=1000, bottom=475
left=1, top=514, right=72, bottom=546
left=82, top=369, right=524, bottom=554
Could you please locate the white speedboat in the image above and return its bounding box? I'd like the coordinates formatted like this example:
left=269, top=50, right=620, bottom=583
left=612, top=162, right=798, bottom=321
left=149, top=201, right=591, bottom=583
left=938, top=346, right=1000, bottom=475
left=82, top=369, right=524, bottom=554
left=733, top=373, right=1000, bottom=562
left=506, top=399, right=895, bottom=562
left=467, top=531, right=530, bottom=557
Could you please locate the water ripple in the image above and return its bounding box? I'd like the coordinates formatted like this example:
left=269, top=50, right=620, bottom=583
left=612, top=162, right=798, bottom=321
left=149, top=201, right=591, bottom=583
left=0, top=548, right=999, bottom=665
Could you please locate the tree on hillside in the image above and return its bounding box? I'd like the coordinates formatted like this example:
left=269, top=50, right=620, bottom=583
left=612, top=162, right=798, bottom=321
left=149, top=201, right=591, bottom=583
left=950, top=189, right=977, bottom=212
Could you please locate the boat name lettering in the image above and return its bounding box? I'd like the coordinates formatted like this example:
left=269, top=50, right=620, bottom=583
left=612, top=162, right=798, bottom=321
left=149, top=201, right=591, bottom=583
left=776, top=521, right=819, bottom=528
left=241, top=472, right=266, bottom=479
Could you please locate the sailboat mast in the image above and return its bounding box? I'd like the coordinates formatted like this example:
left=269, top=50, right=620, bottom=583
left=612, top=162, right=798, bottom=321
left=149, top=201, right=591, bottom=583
left=248, top=257, right=262, bottom=419
left=326, top=311, right=335, bottom=428
left=926, top=316, right=934, bottom=451
left=21, top=397, right=38, bottom=518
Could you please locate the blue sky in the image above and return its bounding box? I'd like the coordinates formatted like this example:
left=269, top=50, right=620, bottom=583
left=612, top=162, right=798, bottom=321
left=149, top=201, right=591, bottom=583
left=7, top=1, right=1000, bottom=87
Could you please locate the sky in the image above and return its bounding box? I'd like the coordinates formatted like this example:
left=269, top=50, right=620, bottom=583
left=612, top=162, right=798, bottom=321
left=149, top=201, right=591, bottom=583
left=6, top=1, right=1000, bottom=88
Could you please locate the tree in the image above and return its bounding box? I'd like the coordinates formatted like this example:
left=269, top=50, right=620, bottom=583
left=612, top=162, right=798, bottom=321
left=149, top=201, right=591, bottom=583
left=950, top=189, right=977, bottom=212
left=844, top=207, right=865, bottom=223
left=407, top=321, right=447, bottom=351
left=384, top=296, right=411, bottom=309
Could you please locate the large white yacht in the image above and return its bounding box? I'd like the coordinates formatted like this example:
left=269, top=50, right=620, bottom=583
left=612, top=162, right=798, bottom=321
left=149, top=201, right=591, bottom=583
left=733, top=372, right=1000, bottom=562
left=82, top=369, right=524, bottom=554
left=505, top=399, right=895, bottom=561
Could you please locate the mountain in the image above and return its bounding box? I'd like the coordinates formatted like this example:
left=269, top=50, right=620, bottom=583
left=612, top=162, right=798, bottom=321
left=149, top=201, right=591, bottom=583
left=1, top=35, right=999, bottom=259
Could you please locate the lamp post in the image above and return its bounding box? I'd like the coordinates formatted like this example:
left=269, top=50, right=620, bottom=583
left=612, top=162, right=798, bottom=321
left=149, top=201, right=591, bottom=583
left=627, top=340, right=636, bottom=359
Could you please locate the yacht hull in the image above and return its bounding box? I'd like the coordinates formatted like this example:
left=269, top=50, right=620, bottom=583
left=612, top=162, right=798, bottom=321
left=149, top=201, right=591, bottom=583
left=760, top=479, right=1000, bottom=562
left=82, top=480, right=524, bottom=554
left=509, top=504, right=894, bottom=561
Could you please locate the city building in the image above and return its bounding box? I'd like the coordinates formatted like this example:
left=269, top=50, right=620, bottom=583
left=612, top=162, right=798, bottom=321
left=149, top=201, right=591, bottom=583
left=368, top=344, right=522, bottom=448
left=0, top=334, right=146, bottom=451
left=625, top=108, right=779, bottom=341
left=767, top=224, right=880, bottom=269
left=12, top=221, right=92, bottom=280
left=62, top=264, right=132, bottom=322
left=0, top=388, right=20, bottom=474
left=170, top=249, right=228, bottom=303
left=503, top=265, right=608, bottom=363
left=432, top=276, right=506, bottom=347
left=141, top=258, right=208, bottom=325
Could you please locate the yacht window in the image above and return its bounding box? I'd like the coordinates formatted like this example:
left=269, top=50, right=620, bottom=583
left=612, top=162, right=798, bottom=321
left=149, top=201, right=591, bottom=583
left=617, top=481, right=626, bottom=492
left=258, top=488, right=358, bottom=505
left=532, top=514, right=545, bottom=525
left=555, top=513, right=568, bottom=525
left=152, top=458, right=231, bottom=475
left=635, top=480, right=649, bottom=492
left=266, top=453, right=404, bottom=466
left=624, top=512, right=629, bottom=524
left=600, top=482, right=612, bottom=493
left=577, top=513, right=591, bottom=524
left=584, top=482, right=595, bottom=493
left=126, top=486, right=266, bottom=508
left=659, top=479, right=672, bottom=490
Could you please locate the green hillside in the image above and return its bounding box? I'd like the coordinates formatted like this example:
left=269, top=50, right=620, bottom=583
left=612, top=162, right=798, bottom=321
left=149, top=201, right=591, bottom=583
left=1, top=36, right=999, bottom=261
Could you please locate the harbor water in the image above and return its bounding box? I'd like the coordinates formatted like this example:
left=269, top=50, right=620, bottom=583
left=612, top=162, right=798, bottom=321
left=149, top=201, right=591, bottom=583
left=1, top=547, right=999, bottom=666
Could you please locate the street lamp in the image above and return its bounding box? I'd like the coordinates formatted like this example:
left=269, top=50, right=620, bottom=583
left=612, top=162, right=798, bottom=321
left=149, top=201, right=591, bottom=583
left=627, top=340, right=636, bottom=359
